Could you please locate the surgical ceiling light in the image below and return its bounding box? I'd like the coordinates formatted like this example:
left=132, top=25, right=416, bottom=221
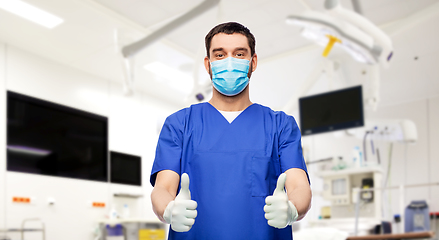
left=286, top=0, right=393, bottom=67
left=118, top=0, right=219, bottom=95
left=0, top=0, right=63, bottom=29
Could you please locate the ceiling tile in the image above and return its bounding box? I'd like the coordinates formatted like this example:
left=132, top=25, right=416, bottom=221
left=339, top=0, right=354, bottom=10
left=94, top=0, right=171, bottom=27
left=257, top=33, right=311, bottom=60
left=253, top=20, right=302, bottom=46
left=359, top=0, right=400, bottom=12
left=218, top=0, right=272, bottom=15
left=259, top=0, right=303, bottom=23
left=0, top=13, right=90, bottom=63
left=401, top=0, right=438, bottom=13
left=26, top=0, right=83, bottom=17
left=303, top=0, right=354, bottom=12
left=2, top=0, right=436, bottom=109
left=151, top=0, right=204, bottom=15
left=222, top=8, right=275, bottom=30
left=166, top=4, right=217, bottom=34
left=363, top=2, right=411, bottom=25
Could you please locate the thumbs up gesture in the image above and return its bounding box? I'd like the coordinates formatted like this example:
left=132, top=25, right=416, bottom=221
left=264, top=173, right=298, bottom=229
left=163, top=173, right=198, bottom=232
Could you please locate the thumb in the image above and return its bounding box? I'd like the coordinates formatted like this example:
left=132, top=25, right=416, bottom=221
left=177, top=173, right=191, bottom=200
left=273, top=173, right=287, bottom=195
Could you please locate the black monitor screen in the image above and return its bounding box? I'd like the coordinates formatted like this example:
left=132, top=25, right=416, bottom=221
left=299, top=86, right=364, bottom=136
left=7, top=91, right=108, bottom=182
left=110, top=151, right=141, bottom=186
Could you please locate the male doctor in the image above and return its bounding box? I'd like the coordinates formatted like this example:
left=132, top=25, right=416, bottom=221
left=150, top=22, right=311, bottom=240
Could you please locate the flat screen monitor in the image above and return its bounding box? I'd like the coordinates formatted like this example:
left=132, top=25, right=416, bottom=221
left=7, top=91, right=108, bottom=182
left=110, top=151, right=141, bottom=186
left=299, top=85, right=364, bottom=136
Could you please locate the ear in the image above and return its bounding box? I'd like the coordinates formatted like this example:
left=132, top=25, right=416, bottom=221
left=251, top=53, right=258, bottom=72
left=204, top=56, right=211, bottom=75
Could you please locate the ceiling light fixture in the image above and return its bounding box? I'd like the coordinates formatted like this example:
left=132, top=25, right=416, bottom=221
left=0, top=0, right=64, bottom=29
left=7, top=145, right=51, bottom=156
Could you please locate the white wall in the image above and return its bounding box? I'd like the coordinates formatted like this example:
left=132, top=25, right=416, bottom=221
left=0, top=42, right=178, bottom=240
left=428, top=96, right=439, bottom=214
left=0, top=41, right=6, bottom=232
left=368, top=100, right=431, bottom=212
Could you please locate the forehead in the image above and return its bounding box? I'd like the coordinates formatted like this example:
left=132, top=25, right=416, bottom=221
left=210, top=33, right=249, bottom=52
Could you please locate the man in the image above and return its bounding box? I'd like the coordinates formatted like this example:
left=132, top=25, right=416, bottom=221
left=150, top=22, right=311, bottom=240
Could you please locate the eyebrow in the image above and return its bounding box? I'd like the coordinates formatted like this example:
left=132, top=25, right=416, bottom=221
left=234, top=48, right=248, bottom=52
left=211, top=47, right=249, bottom=53
left=212, top=48, right=224, bottom=53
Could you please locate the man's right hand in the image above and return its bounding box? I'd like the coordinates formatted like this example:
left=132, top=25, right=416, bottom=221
left=163, top=173, right=198, bottom=232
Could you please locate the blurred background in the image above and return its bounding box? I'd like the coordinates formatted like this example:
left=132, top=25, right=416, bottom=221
left=0, top=0, right=438, bottom=239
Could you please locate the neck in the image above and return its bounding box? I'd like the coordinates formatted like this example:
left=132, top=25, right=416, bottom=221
left=209, top=87, right=252, bottom=111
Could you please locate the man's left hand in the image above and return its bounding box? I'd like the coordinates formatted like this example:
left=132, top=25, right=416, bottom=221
left=263, top=173, right=298, bottom=228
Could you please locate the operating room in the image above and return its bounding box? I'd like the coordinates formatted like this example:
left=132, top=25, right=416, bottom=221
left=0, top=0, right=438, bottom=239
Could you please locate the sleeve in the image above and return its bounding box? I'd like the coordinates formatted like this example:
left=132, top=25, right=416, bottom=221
left=150, top=113, right=184, bottom=186
left=278, top=113, right=310, bottom=184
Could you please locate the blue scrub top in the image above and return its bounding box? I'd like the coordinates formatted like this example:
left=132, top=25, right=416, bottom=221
left=151, top=102, right=309, bottom=240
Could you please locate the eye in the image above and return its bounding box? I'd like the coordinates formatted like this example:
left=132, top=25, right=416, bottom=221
left=235, top=53, right=244, bottom=57
left=215, top=54, right=224, bottom=58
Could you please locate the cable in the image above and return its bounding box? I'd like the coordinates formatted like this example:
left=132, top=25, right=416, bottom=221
left=371, top=139, right=375, bottom=155
left=383, top=143, right=393, bottom=188
left=376, top=148, right=381, bottom=165
left=384, top=143, right=393, bottom=220
left=363, top=131, right=371, bottom=162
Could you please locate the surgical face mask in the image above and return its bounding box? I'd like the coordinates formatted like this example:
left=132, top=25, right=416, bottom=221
left=210, top=57, right=251, bottom=96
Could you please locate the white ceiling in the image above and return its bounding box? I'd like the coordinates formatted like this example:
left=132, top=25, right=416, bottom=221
left=0, top=0, right=438, bottom=108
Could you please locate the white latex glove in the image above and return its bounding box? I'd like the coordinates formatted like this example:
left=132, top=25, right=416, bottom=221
left=264, top=173, right=298, bottom=229
left=163, top=173, right=198, bottom=232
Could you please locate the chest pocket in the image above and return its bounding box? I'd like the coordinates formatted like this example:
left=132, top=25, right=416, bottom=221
left=251, top=156, right=272, bottom=197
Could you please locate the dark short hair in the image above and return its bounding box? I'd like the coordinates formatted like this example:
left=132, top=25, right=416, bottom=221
left=205, top=22, right=256, bottom=58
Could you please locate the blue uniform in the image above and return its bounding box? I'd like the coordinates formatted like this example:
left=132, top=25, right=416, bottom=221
left=151, top=102, right=309, bottom=240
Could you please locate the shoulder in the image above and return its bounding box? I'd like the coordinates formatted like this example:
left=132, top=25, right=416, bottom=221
left=253, top=104, right=298, bottom=127
left=165, top=102, right=208, bottom=125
